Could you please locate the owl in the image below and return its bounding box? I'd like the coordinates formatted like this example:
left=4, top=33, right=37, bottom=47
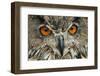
left=28, top=15, right=88, bottom=60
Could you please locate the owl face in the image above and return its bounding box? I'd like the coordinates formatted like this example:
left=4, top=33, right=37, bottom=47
left=28, top=15, right=88, bottom=60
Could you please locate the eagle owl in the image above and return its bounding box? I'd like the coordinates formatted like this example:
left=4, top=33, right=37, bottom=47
left=28, top=15, right=88, bottom=60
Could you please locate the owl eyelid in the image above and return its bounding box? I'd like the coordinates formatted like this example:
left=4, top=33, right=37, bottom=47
left=67, top=23, right=78, bottom=31
left=39, top=24, right=52, bottom=30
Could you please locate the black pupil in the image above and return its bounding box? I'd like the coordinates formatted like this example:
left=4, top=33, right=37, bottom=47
left=44, top=27, right=48, bottom=32
left=70, top=27, right=74, bottom=30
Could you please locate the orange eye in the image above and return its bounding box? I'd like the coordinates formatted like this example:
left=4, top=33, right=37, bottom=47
left=39, top=26, right=52, bottom=36
left=68, top=24, right=78, bottom=35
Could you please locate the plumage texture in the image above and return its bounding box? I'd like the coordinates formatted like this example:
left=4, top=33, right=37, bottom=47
left=28, top=15, right=88, bottom=60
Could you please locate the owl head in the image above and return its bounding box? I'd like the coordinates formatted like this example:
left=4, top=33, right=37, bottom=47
left=28, top=15, right=88, bottom=60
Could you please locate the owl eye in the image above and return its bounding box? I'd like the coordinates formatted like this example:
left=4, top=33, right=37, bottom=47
left=68, top=24, right=78, bottom=35
left=39, top=25, right=52, bottom=36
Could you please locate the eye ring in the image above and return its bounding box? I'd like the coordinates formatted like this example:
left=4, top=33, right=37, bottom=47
left=68, top=24, right=78, bottom=35
left=39, top=25, right=52, bottom=36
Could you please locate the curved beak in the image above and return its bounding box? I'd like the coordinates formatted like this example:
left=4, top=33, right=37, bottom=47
left=56, top=35, right=64, bottom=56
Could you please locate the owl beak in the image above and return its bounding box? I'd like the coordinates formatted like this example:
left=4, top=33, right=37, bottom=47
left=56, top=35, right=64, bottom=56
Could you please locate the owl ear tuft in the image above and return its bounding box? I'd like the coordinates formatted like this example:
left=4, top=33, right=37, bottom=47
left=72, top=17, right=80, bottom=23
left=37, top=16, right=45, bottom=23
